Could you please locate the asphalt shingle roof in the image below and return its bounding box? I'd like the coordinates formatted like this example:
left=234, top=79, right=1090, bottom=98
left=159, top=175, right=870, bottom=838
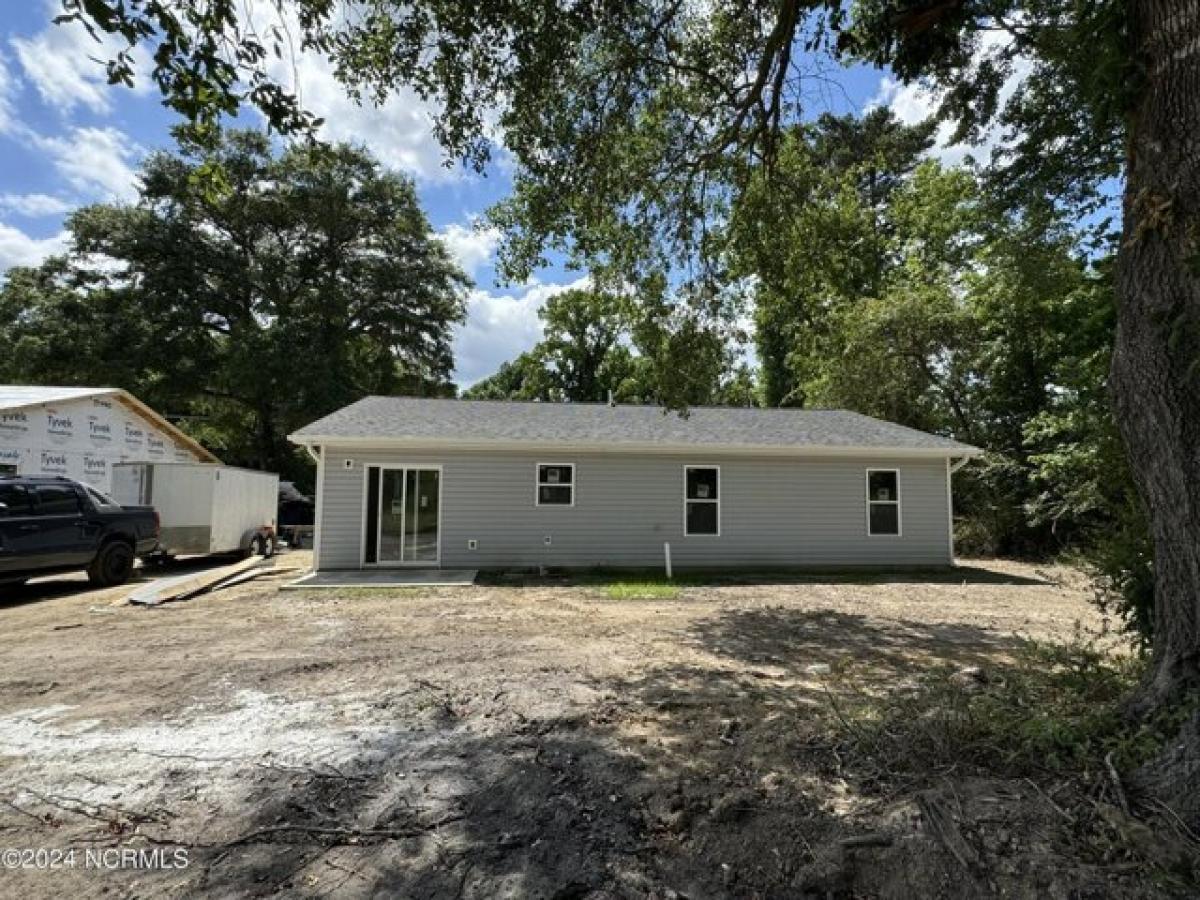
left=291, top=397, right=980, bottom=455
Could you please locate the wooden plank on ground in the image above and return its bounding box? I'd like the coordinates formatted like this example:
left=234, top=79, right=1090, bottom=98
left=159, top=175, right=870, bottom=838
left=126, top=557, right=268, bottom=607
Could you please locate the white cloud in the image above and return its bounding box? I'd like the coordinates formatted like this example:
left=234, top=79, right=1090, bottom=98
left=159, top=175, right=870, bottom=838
left=869, top=75, right=965, bottom=165
left=10, top=1, right=152, bottom=116
left=453, top=275, right=591, bottom=385
left=0, top=50, right=142, bottom=206
left=239, top=1, right=451, bottom=180
left=32, top=126, right=142, bottom=201
left=296, top=63, right=450, bottom=180
left=0, top=31, right=142, bottom=205
left=870, top=75, right=981, bottom=167
left=0, top=223, right=68, bottom=270
left=0, top=52, right=21, bottom=136
left=868, top=33, right=1032, bottom=168
left=0, top=192, right=73, bottom=217
left=438, top=222, right=501, bottom=276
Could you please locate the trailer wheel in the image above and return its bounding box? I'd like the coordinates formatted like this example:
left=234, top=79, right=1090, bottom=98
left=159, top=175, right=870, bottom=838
left=88, top=541, right=135, bottom=587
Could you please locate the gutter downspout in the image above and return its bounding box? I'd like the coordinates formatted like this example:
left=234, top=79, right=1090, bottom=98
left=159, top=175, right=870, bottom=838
left=305, top=443, right=323, bottom=571
left=946, top=455, right=971, bottom=564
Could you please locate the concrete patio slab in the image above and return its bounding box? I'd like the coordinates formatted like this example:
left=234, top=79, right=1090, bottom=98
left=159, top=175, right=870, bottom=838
left=282, top=569, right=477, bottom=589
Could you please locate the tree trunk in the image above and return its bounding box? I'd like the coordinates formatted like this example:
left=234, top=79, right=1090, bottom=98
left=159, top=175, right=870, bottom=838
left=1110, top=0, right=1200, bottom=824
left=256, top=403, right=280, bottom=475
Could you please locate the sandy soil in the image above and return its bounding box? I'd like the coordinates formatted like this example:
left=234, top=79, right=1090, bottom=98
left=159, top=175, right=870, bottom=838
left=0, top=555, right=1167, bottom=898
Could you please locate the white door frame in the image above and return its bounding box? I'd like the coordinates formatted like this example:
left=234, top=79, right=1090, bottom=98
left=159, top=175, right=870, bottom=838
left=361, top=463, right=443, bottom=567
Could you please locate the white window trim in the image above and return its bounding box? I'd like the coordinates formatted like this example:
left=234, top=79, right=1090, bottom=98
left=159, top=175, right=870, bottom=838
left=683, top=464, right=721, bottom=537
left=535, top=462, right=575, bottom=507
left=866, top=468, right=902, bottom=537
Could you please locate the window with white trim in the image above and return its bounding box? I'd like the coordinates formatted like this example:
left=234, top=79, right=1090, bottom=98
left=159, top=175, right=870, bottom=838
left=684, top=466, right=720, bottom=536
left=867, top=469, right=901, bottom=536
left=536, top=463, right=575, bottom=506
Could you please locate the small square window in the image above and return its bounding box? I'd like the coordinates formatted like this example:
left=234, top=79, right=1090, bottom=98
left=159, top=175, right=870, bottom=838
left=536, top=464, right=574, bottom=506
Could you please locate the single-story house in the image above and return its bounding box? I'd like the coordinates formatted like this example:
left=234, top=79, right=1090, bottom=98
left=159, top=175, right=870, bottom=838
left=288, top=397, right=982, bottom=572
left=0, top=385, right=219, bottom=493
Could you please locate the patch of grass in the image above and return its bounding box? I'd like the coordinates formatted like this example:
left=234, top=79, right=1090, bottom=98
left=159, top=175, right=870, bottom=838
left=821, top=634, right=1191, bottom=783
left=603, top=569, right=875, bottom=588
left=603, top=580, right=682, bottom=600
left=287, top=586, right=431, bottom=598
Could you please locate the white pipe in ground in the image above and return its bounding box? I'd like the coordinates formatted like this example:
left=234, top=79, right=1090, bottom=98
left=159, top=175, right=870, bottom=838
left=664, top=542, right=673, bottom=580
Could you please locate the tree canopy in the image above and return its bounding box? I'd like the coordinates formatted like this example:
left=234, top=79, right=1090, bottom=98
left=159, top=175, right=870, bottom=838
left=463, top=287, right=752, bottom=406
left=58, top=1, right=1127, bottom=278
left=0, top=128, right=468, bottom=481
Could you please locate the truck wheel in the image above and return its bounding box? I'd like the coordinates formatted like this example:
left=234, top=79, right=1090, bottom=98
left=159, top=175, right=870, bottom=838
left=87, top=541, right=135, bottom=587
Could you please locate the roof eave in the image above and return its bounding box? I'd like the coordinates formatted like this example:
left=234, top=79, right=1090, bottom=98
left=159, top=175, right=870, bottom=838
left=287, top=433, right=983, bottom=459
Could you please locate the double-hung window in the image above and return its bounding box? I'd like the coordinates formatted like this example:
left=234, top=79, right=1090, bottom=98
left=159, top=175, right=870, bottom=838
left=536, top=463, right=575, bottom=506
left=684, top=466, right=720, bottom=536
left=866, top=469, right=901, bottom=536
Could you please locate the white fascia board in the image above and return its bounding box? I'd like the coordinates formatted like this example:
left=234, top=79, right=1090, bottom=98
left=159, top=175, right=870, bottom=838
left=287, top=434, right=984, bottom=459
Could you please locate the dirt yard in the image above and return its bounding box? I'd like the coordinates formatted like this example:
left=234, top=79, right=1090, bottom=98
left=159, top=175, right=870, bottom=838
left=0, top=555, right=1183, bottom=898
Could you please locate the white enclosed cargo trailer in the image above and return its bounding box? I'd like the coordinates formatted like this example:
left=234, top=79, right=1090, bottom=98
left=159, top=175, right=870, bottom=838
left=111, top=462, right=278, bottom=557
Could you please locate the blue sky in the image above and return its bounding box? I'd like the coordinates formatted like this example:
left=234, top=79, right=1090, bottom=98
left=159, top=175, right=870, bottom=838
left=0, top=2, right=966, bottom=387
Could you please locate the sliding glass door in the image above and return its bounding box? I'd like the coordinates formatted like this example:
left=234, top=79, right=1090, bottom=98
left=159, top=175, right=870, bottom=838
left=365, top=466, right=441, bottom=565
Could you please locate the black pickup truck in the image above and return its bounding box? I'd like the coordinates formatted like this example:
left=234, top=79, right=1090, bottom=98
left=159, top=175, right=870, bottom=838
left=0, top=476, right=159, bottom=589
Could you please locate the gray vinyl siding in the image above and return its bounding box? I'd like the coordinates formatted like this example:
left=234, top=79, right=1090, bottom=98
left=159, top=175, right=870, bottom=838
left=315, top=448, right=952, bottom=570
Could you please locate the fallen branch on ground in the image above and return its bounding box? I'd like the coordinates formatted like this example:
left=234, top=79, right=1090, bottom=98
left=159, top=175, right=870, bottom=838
left=22, top=790, right=169, bottom=826
left=1104, top=751, right=1131, bottom=816
left=3, top=799, right=53, bottom=826
left=131, top=749, right=368, bottom=781
left=918, top=793, right=980, bottom=873
left=220, top=812, right=466, bottom=852
left=840, top=832, right=894, bottom=848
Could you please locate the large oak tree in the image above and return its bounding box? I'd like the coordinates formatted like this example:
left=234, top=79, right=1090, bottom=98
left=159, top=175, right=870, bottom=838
left=1, top=129, right=467, bottom=478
